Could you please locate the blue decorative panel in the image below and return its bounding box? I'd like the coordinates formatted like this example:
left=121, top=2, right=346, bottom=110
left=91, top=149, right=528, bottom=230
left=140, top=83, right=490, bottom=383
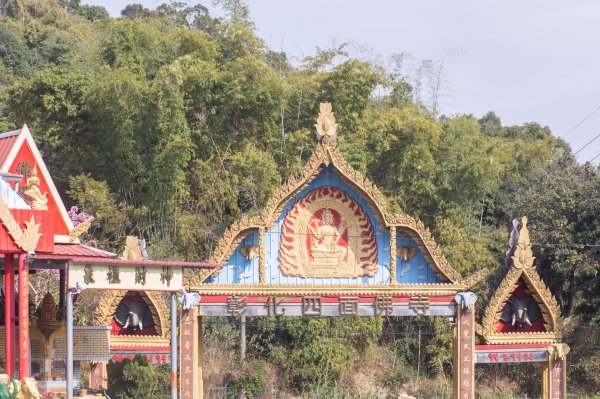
left=207, top=165, right=444, bottom=286
left=208, top=231, right=259, bottom=285
left=395, top=233, right=448, bottom=284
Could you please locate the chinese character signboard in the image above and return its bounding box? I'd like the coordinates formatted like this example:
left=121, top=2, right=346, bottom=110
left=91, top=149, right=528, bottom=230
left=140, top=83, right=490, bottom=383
left=68, top=262, right=183, bottom=291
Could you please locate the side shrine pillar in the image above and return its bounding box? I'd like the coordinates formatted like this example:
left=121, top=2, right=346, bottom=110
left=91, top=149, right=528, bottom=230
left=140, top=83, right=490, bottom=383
left=4, top=253, right=15, bottom=378
left=453, top=292, right=476, bottom=399
left=180, top=305, right=203, bottom=399
left=542, top=344, right=569, bottom=399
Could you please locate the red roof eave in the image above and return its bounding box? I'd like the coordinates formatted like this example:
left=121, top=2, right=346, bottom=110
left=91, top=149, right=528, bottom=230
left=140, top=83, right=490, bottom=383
left=33, top=243, right=223, bottom=268
left=35, top=243, right=116, bottom=259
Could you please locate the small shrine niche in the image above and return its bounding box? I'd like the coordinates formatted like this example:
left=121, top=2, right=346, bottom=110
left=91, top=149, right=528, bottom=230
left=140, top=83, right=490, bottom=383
left=479, top=216, right=562, bottom=344
left=39, top=293, right=57, bottom=323
left=112, top=292, right=157, bottom=336
left=37, top=292, right=62, bottom=338
left=497, top=280, right=545, bottom=333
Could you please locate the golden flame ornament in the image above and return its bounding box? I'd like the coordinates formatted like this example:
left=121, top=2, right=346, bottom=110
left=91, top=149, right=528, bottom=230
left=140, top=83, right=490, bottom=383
left=315, top=102, right=338, bottom=142
left=511, top=216, right=535, bottom=270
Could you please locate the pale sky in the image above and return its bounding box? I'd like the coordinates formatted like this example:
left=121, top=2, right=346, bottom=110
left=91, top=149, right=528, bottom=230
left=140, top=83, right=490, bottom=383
left=84, top=0, right=600, bottom=164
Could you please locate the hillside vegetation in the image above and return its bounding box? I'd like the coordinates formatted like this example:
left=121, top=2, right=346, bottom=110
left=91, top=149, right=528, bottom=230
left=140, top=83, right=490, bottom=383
left=0, top=1, right=599, bottom=397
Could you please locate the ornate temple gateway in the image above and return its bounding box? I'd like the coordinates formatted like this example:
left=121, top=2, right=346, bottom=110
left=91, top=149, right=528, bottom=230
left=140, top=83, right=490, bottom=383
left=0, top=105, right=569, bottom=399
left=177, top=103, right=569, bottom=399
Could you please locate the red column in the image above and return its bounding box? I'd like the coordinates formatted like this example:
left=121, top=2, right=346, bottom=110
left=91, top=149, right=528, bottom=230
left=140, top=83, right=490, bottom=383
left=18, top=253, right=29, bottom=378
left=4, top=253, right=15, bottom=379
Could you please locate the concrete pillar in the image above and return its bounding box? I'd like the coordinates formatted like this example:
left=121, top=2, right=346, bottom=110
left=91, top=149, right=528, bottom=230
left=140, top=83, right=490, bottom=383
left=543, top=345, right=569, bottom=399
left=240, top=315, right=246, bottom=361
left=180, top=306, right=202, bottom=399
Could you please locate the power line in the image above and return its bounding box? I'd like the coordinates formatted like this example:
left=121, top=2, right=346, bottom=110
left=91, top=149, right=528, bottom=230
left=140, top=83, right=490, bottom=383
left=589, top=152, right=600, bottom=163
left=573, top=132, right=600, bottom=156
left=262, top=230, right=600, bottom=248
left=561, top=104, right=600, bottom=139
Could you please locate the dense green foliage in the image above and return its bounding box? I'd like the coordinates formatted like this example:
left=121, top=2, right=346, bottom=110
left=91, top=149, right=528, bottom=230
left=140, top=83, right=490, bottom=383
left=107, top=355, right=170, bottom=399
left=0, top=1, right=599, bottom=397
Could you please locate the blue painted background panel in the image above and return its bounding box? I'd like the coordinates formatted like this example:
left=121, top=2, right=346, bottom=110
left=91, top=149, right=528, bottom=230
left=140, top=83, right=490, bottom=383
left=208, top=231, right=259, bottom=285
left=206, top=165, right=443, bottom=285
left=395, top=233, right=447, bottom=284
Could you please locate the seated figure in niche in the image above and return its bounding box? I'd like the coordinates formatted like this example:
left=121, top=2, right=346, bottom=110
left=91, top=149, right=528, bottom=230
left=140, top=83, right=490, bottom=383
left=308, top=208, right=349, bottom=270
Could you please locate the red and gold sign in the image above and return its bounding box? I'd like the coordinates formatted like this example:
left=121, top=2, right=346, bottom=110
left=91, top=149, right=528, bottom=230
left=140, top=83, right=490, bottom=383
left=279, top=186, right=378, bottom=278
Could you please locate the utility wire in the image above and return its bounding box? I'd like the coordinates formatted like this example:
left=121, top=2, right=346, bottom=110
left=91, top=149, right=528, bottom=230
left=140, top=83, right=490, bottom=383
left=262, top=230, right=600, bottom=248
left=573, top=132, right=600, bottom=156
left=561, top=104, right=600, bottom=139
left=589, top=152, right=600, bottom=163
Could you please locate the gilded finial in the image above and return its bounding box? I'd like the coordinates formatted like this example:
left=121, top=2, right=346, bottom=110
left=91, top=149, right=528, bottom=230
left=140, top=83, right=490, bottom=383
left=511, top=216, right=535, bottom=270
left=120, top=236, right=144, bottom=261
left=315, top=102, right=338, bottom=142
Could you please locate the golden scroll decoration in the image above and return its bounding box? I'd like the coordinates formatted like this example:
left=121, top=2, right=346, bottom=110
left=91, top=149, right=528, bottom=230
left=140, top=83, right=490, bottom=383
left=0, top=195, right=43, bottom=252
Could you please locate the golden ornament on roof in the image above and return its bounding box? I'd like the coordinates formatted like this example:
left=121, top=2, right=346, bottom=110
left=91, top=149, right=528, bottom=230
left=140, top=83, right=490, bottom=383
left=315, top=102, right=338, bottom=141
left=511, top=216, right=535, bottom=270
left=23, top=164, right=48, bottom=210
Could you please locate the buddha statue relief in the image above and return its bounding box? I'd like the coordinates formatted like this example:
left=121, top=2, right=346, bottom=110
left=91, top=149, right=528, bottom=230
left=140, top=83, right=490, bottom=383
left=307, top=208, right=349, bottom=273
left=279, top=186, right=378, bottom=278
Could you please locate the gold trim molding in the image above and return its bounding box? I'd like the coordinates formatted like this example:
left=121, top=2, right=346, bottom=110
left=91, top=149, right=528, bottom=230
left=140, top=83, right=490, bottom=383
left=110, top=336, right=171, bottom=348
left=479, top=217, right=562, bottom=344
left=190, top=283, right=468, bottom=296
left=206, top=103, right=463, bottom=284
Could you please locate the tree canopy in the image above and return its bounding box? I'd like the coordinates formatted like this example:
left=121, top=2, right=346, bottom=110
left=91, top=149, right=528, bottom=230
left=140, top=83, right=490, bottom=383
left=0, top=1, right=598, bottom=396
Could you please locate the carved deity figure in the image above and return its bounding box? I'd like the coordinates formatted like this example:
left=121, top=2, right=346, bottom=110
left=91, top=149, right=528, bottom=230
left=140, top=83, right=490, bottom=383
left=22, top=165, right=48, bottom=210
left=279, top=186, right=378, bottom=278
left=307, top=208, right=349, bottom=271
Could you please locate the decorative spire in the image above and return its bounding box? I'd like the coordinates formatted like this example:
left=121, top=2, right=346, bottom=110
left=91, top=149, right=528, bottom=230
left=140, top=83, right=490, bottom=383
left=315, top=102, right=338, bottom=142
left=504, top=218, right=519, bottom=267
left=120, top=236, right=145, bottom=261
left=511, top=216, right=535, bottom=270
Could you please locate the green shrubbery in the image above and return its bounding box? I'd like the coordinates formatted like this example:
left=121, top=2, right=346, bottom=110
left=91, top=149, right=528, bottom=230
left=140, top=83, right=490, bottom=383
left=107, top=355, right=170, bottom=399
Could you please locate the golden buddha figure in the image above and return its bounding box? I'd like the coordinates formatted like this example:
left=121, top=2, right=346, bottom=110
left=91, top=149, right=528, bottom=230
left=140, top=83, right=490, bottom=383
left=307, top=208, right=349, bottom=273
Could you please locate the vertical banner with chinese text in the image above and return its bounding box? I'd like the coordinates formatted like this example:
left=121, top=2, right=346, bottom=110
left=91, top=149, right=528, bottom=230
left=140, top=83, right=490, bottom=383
left=454, top=304, right=475, bottom=399
left=180, top=307, right=202, bottom=399
left=548, top=357, right=567, bottom=399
